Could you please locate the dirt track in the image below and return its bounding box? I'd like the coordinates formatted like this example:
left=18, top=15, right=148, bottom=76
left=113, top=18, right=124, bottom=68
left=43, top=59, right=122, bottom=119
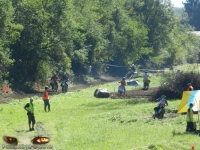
left=0, top=77, right=157, bottom=104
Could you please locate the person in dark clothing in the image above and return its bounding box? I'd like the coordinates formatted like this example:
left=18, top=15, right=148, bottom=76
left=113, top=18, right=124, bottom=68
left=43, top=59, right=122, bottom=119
left=50, top=73, right=59, bottom=90
left=61, top=72, right=68, bottom=81
left=24, top=97, right=35, bottom=131
left=131, top=64, right=136, bottom=72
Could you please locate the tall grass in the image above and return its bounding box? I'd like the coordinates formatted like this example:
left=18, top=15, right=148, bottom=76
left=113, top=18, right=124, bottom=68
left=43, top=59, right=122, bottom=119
left=0, top=81, right=200, bottom=150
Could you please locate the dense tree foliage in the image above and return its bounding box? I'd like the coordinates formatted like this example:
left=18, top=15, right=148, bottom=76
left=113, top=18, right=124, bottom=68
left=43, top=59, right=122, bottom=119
left=0, top=0, right=23, bottom=84
left=184, top=0, right=200, bottom=30
left=0, top=0, right=199, bottom=89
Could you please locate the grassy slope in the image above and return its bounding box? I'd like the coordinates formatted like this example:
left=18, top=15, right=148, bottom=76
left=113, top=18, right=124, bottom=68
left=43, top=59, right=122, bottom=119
left=0, top=74, right=200, bottom=150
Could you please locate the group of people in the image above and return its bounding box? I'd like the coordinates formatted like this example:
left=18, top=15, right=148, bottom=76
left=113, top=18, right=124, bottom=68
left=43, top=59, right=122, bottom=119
left=118, top=69, right=150, bottom=95
left=24, top=72, right=69, bottom=131
left=24, top=86, right=50, bottom=131
left=24, top=67, right=196, bottom=132
left=24, top=72, right=70, bottom=131
left=154, top=83, right=195, bottom=132
left=186, top=82, right=195, bottom=132
left=50, top=72, right=68, bottom=91
left=119, top=65, right=196, bottom=132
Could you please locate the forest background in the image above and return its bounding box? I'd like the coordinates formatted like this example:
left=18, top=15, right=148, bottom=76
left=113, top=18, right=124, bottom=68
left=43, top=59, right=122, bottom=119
left=0, top=0, right=200, bottom=91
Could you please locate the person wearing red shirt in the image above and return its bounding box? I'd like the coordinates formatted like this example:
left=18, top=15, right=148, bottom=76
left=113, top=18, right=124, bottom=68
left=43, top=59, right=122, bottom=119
left=50, top=73, right=59, bottom=91
left=187, top=83, right=194, bottom=91
left=119, top=77, right=126, bottom=95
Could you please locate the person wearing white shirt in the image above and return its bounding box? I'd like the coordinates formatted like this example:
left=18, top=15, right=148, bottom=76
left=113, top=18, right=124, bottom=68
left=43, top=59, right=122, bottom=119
left=143, top=71, right=150, bottom=89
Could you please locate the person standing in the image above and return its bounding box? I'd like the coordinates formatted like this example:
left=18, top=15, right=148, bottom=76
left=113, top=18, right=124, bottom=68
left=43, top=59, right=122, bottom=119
left=42, top=86, right=50, bottom=112
left=143, top=71, right=150, bottom=89
left=88, top=66, right=92, bottom=76
left=186, top=103, right=194, bottom=132
left=187, top=83, right=194, bottom=91
left=24, top=97, right=35, bottom=131
left=131, top=64, right=136, bottom=72
left=119, top=77, right=126, bottom=95
left=175, top=70, right=181, bottom=77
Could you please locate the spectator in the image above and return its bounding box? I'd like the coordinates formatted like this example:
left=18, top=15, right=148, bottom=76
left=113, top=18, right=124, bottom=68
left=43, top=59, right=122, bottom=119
left=88, top=66, right=92, bottom=76
left=24, top=97, right=35, bottom=131
left=186, top=103, right=195, bottom=132
left=131, top=64, right=136, bottom=72
left=143, top=71, right=150, bottom=89
left=176, top=70, right=181, bottom=77
left=187, top=83, right=194, bottom=91
left=42, top=86, right=50, bottom=112
left=119, top=77, right=126, bottom=95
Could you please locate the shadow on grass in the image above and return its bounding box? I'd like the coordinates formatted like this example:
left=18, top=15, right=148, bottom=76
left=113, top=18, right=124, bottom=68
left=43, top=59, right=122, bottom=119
left=81, top=98, right=150, bottom=111
left=172, top=130, right=200, bottom=136
left=81, top=101, right=124, bottom=110
left=15, top=130, right=29, bottom=133
left=125, top=98, right=149, bottom=105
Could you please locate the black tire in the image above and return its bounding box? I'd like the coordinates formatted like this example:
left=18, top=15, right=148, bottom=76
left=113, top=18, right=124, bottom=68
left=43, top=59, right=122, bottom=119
left=158, top=109, right=165, bottom=119
left=66, top=84, right=68, bottom=92
left=52, top=84, right=57, bottom=92
left=94, top=89, right=98, bottom=97
left=62, top=86, right=64, bottom=93
left=62, top=83, right=68, bottom=93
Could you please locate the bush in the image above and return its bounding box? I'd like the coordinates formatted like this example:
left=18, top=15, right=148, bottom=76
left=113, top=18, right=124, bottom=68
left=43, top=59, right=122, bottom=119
left=151, top=71, right=200, bottom=100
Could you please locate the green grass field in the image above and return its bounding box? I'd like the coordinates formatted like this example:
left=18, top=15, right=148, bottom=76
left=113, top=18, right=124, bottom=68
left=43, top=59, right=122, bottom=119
left=1, top=76, right=200, bottom=150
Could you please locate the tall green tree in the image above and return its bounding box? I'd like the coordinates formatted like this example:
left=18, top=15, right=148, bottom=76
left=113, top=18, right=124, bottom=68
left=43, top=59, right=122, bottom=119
left=10, top=0, right=71, bottom=85
left=128, top=0, right=176, bottom=58
left=0, top=0, right=22, bottom=84
left=184, top=0, right=200, bottom=30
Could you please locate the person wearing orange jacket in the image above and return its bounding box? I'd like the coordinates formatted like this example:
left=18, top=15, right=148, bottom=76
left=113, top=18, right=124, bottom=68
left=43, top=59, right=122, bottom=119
left=42, top=86, right=50, bottom=112
left=187, top=83, right=194, bottom=91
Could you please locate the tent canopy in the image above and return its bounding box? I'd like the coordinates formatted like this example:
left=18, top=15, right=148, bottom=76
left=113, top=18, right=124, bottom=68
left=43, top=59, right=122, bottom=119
left=178, top=90, right=200, bottom=113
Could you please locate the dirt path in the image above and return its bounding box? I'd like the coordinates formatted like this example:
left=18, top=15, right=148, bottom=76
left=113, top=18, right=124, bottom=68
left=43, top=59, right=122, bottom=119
left=0, top=77, right=157, bottom=104
left=0, top=77, right=120, bottom=104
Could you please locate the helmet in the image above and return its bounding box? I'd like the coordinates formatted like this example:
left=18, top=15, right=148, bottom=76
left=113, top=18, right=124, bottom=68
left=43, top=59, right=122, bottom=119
left=161, top=95, right=166, bottom=99
left=30, top=97, right=33, bottom=101
left=45, top=86, right=49, bottom=90
left=145, top=70, right=148, bottom=73
left=132, top=64, right=135, bottom=67
left=122, top=77, right=125, bottom=80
